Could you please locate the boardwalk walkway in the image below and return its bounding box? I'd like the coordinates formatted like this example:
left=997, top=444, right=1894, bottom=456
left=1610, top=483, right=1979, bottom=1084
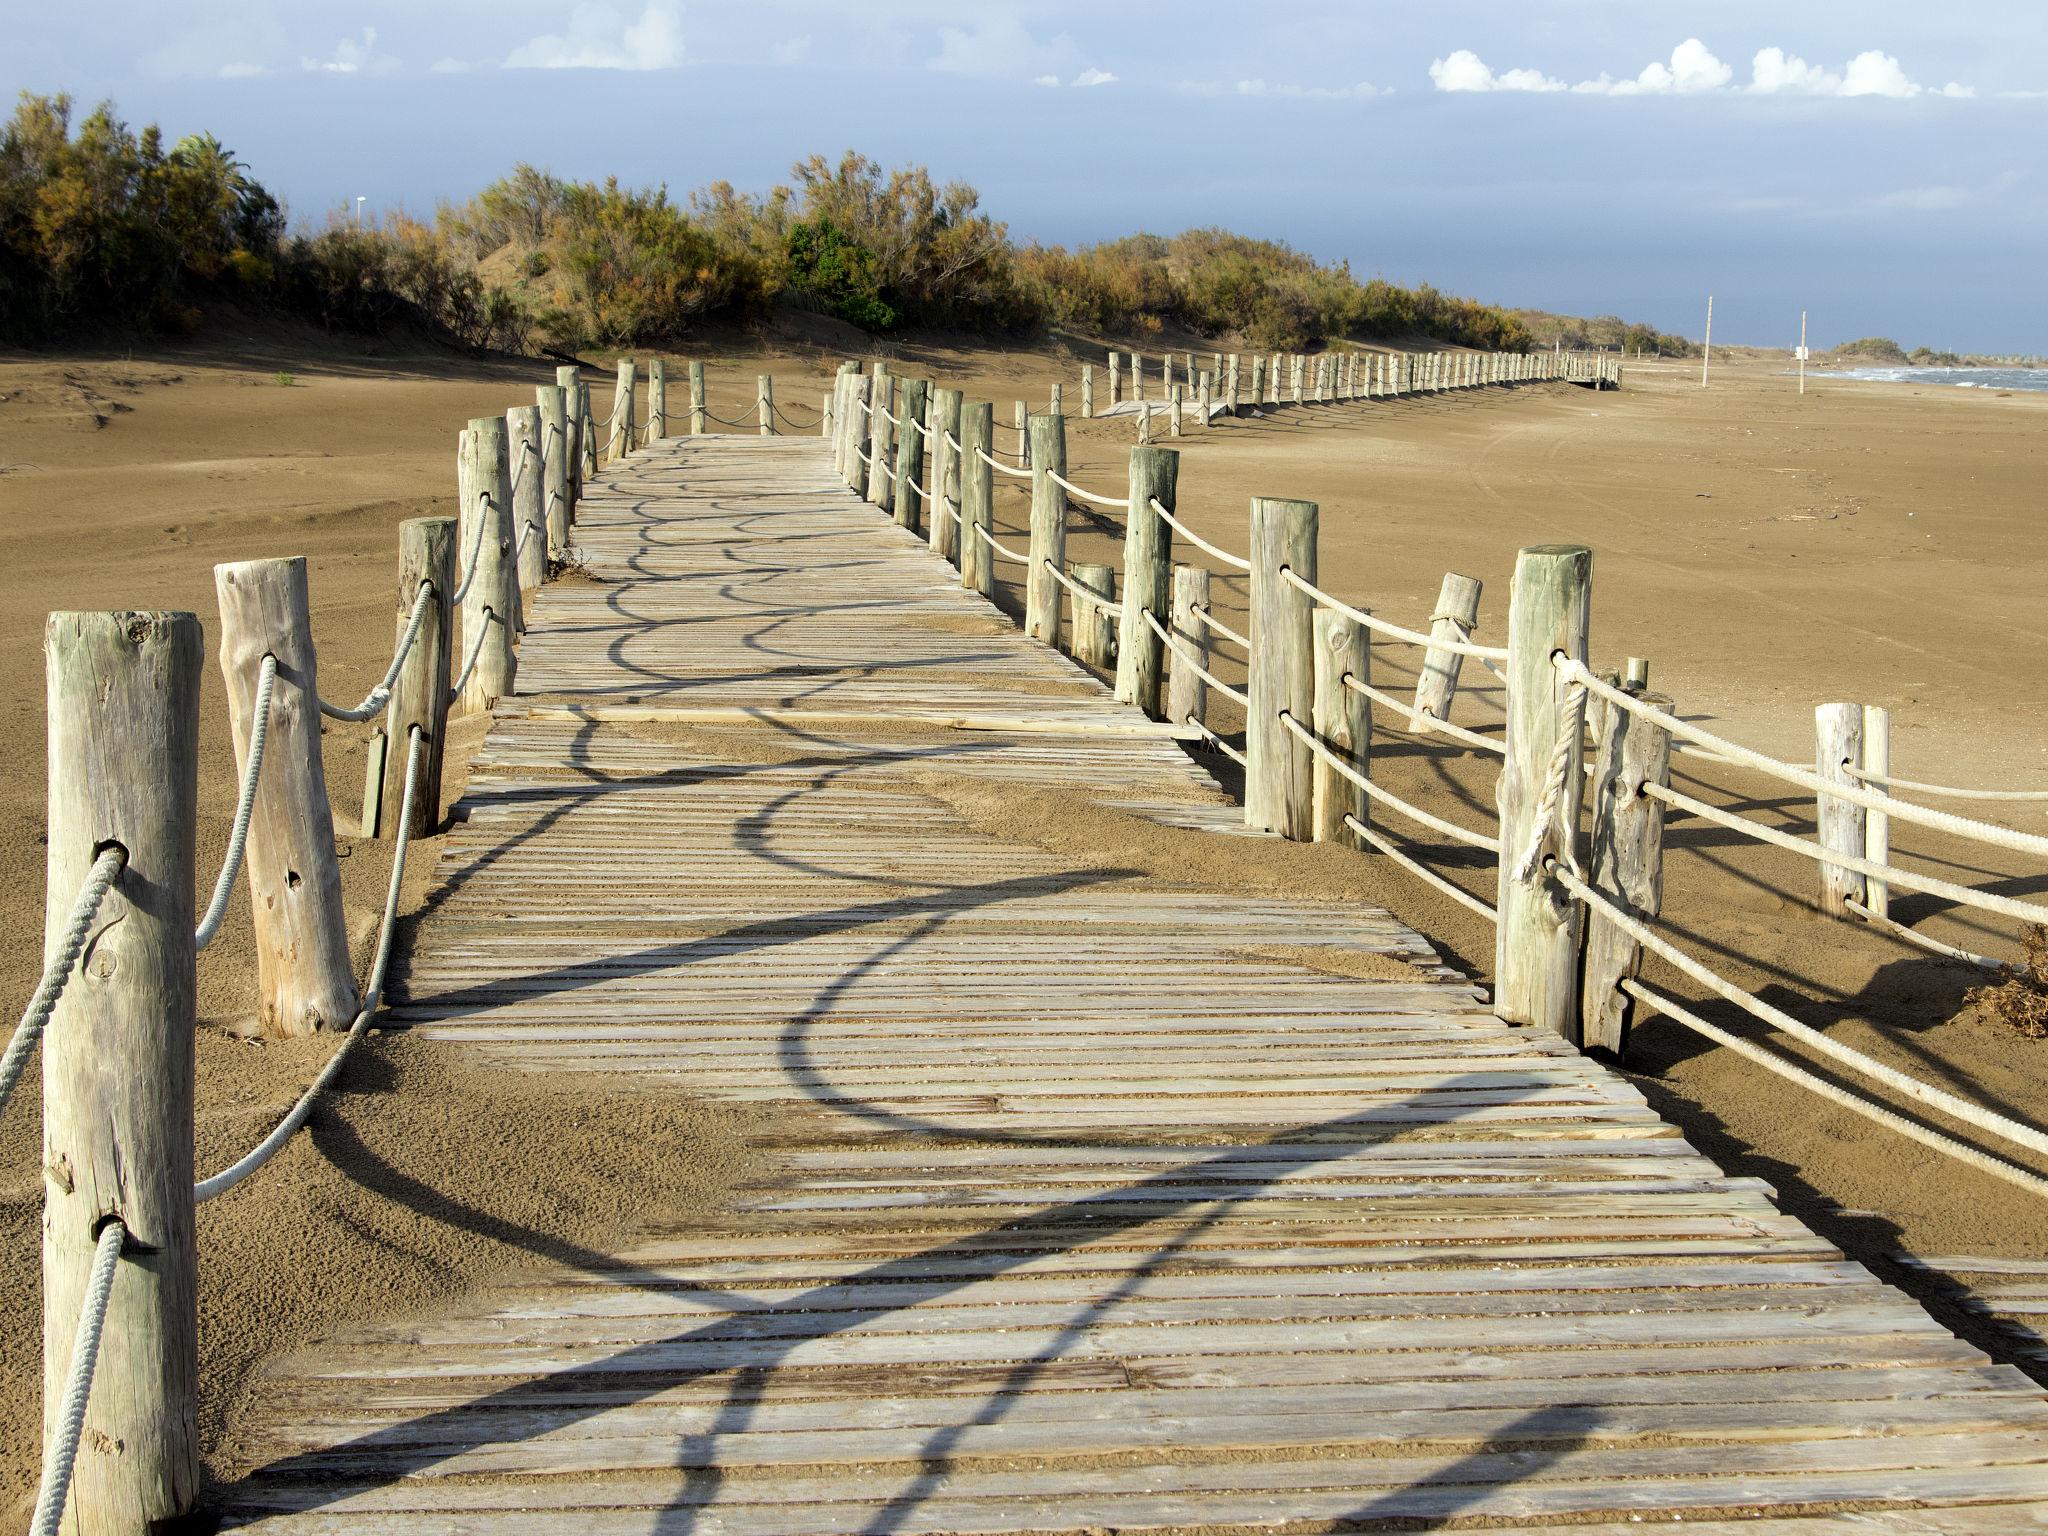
left=223, top=436, right=2048, bottom=1532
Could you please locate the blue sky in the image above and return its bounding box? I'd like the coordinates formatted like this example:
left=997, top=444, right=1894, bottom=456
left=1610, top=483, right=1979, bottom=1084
left=8, top=2, right=2042, bottom=351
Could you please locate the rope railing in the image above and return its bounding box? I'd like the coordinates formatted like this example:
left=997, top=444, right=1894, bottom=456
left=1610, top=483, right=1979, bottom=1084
left=1041, top=559, right=1109, bottom=607
left=450, top=607, right=498, bottom=700
left=1142, top=608, right=1248, bottom=707
left=1185, top=713, right=1247, bottom=767
left=196, top=725, right=425, bottom=1204
left=774, top=403, right=824, bottom=427
left=1845, top=898, right=1999, bottom=970
left=1150, top=498, right=1252, bottom=574
left=0, top=845, right=125, bottom=1118
left=194, top=653, right=277, bottom=952
left=1341, top=672, right=1506, bottom=756
left=1189, top=604, right=1249, bottom=651
left=319, top=580, right=432, bottom=723
left=702, top=409, right=758, bottom=428
left=971, top=522, right=1030, bottom=565
left=1346, top=812, right=1499, bottom=923
left=1282, top=567, right=1507, bottom=662
left=1280, top=711, right=1501, bottom=853
left=29, top=1218, right=124, bottom=1536
left=973, top=446, right=1034, bottom=480
left=448, top=490, right=493, bottom=606
left=1047, top=468, right=1130, bottom=510
left=1847, top=766, right=2048, bottom=803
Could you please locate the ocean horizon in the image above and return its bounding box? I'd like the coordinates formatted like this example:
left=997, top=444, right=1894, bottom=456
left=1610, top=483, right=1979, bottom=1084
left=1821, top=365, right=2048, bottom=394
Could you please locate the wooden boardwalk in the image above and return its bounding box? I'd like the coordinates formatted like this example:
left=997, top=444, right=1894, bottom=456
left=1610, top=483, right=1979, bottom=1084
left=221, top=436, right=2048, bottom=1532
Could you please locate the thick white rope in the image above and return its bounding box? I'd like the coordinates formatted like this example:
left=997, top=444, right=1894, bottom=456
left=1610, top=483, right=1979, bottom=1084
left=1621, top=978, right=2048, bottom=1198
left=1342, top=672, right=1506, bottom=756
left=1048, top=469, right=1131, bottom=510
left=973, top=446, right=1034, bottom=480
left=0, top=845, right=125, bottom=1117
left=1551, top=860, right=2048, bottom=1162
left=971, top=522, right=1030, bottom=566
left=1508, top=678, right=1589, bottom=883
left=1143, top=609, right=1248, bottom=706
left=1563, top=659, right=2048, bottom=861
left=448, top=490, right=492, bottom=606
left=1280, top=567, right=1507, bottom=661
left=30, top=1218, right=125, bottom=1536
left=1189, top=604, right=1249, bottom=650
left=509, top=438, right=533, bottom=493
left=1844, top=898, right=2000, bottom=970
left=945, top=431, right=962, bottom=453
left=195, top=653, right=277, bottom=951
left=853, top=446, right=872, bottom=466
left=1345, top=812, right=1500, bottom=923
left=1042, top=559, right=1113, bottom=606
left=1847, top=766, right=2048, bottom=802
left=1185, top=713, right=1247, bottom=767
left=1645, top=778, right=2048, bottom=927
left=1281, top=711, right=1501, bottom=852
left=1150, top=498, right=1252, bottom=574
left=320, top=581, right=432, bottom=723
left=449, top=608, right=497, bottom=701
left=196, top=726, right=424, bottom=1203
left=878, top=406, right=901, bottom=427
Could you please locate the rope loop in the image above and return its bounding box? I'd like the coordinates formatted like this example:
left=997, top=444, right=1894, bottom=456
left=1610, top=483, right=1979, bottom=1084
left=1509, top=672, right=1587, bottom=884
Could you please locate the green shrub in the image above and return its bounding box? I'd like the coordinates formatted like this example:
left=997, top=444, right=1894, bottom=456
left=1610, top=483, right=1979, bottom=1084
left=784, top=216, right=895, bottom=331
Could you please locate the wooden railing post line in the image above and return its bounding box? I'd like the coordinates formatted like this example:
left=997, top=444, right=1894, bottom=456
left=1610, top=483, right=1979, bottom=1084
left=757, top=373, right=774, bottom=437
left=929, top=386, right=963, bottom=561
left=1114, top=445, right=1178, bottom=717
left=608, top=357, right=636, bottom=461
left=647, top=358, right=667, bottom=442
left=1166, top=563, right=1210, bottom=730
left=43, top=609, right=202, bottom=1531
left=537, top=384, right=570, bottom=560
left=555, top=364, right=583, bottom=511
left=892, top=377, right=929, bottom=530
left=458, top=415, right=517, bottom=710
left=1495, top=542, right=1593, bottom=1036
left=865, top=366, right=894, bottom=507
left=959, top=400, right=996, bottom=598
left=1582, top=687, right=1672, bottom=1052
left=1248, top=496, right=1318, bottom=839
left=1312, top=610, right=1369, bottom=847
left=382, top=517, right=454, bottom=840
left=1080, top=365, right=1094, bottom=419
left=1071, top=562, right=1116, bottom=668
left=1023, top=411, right=1068, bottom=645
left=507, top=404, right=545, bottom=595
left=1815, top=701, right=1867, bottom=915
left=689, top=359, right=707, bottom=435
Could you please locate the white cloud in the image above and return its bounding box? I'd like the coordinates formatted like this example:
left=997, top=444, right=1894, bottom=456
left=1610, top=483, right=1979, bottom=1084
left=1840, top=49, right=1920, bottom=97
left=1233, top=78, right=1381, bottom=100
left=1072, top=67, right=1117, bottom=88
left=1749, top=47, right=1841, bottom=95
left=1033, top=74, right=1060, bottom=87
left=504, top=3, right=682, bottom=71
left=1428, top=50, right=1563, bottom=93
left=1436, top=39, right=1975, bottom=102
left=929, top=15, right=1067, bottom=77
left=1574, top=38, right=1732, bottom=95
left=302, top=27, right=395, bottom=75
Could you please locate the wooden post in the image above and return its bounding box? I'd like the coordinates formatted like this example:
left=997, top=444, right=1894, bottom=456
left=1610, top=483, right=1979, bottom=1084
left=1412, top=572, right=1483, bottom=724
left=1198, top=372, right=1212, bottom=424
left=1167, top=563, right=1210, bottom=728
left=537, top=384, right=570, bottom=561
left=1624, top=656, right=1651, bottom=692
left=458, top=415, right=516, bottom=711
left=1071, top=562, right=1116, bottom=668
left=1115, top=445, right=1178, bottom=716
left=1050, top=382, right=1063, bottom=419
left=1131, top=353, right=1144, bottom=404
left=214, top=557, right=359, bottom=1036
left=556, top=365, right=583, bottom=511
left=647, top=358, right=667, bottom=442
left=1248, top=497, right=1318, bottom=840
left=1107, top=350, right=1121, bottom=406
left=1862, top=704, right=1891, bottom=920
left=757, top=373, right=774, bottom=437
left=820, top=389, right=832, bottom=438
left=507, top=404, right=545, bottom=595
left=865, top=367, right=894, bottom=506
left=1137, top=402, right=1151, bottom=444
left=892, top=377, right=929, bottom=530
left=382, top=517, right=453, bottom=839
left=608, top=358, right=636, bottom=461
left=1269, top=352, right=1282, bottom=403
left=836, top=371, right=864, bottom=488
left=1250, top=356, right=1264, bottom=406
left=959, top=400, right=996, bottom=598
left=1081, top=365, right=1094, bottom=418
left=1291, top=356, right=1304, bottom=404
left=929, top=386, right=963, bottom=561
left=1169, top=384, right=1183, bottom=438
left=689, top=359, right=707, bottom=435
left=1312, top=609, right=1369, bottom=847
left=577, top=377, right=597, bottom=483
left=42, top=609, right=201, bottom=1532
left=1024, top=412, right=1068, bottom=645
left=1226, top=354, right=1240, bottom=413
left=1495, top=543, right=1593, bottom=1036
left=1582, top=689, right=1672, bottom=1052
left=1163, top=354, right=1175, bottom=400
left=1815, top=702, right=1867, bottom=916
left=1015, top=400, right=1030, bottom=468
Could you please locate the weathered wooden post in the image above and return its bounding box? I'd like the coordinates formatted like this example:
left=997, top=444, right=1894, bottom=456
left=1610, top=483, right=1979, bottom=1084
left=1248, top=496, right=1318, bottom=840
left=647, top=358, right=667, bottom=442
left=1291, top=356, right=1304, bottom=404
left=1131, top=353, right=1144, bottom=404
left=214, top=557, right=358, bottom=1036
left=43, top=609, right=201, bottom=1532
left=577, top=377, right=598, bottom=483
left=1167, top=563, right=1210, bottom=728
left=689, top=359, right=707, bottom=435
left=1163, top=354, right=1176, bottom=401
left=1081, top=365, right=1094, bottom=418
left=757, top=373, right=774, bottom=437
left=865, top=367, right=895, bottom=506
left=1496, top=543, right=1593, bottom=1036
left=458, top=415, right=516, bottom=711
left=1269, top=352, right=1283, bottom=403
left=1623, top=656, right=1651, bottom=692
left=1582, top=689, right=1672, bottom=1052
left=1199, top=372, right=1212, bottom=423
left=930, top=386, right=964, bottom=561
left=1226, top=354, right=1240, bottom=413
left=1312, top=610, right=1369, bottom=847
left=1071, top=562, right=1116, bottom=668
left=1015, top=400, right=1030, bottom=467
left=1815, top=702, right=1867, bottom=916
left=537, top=384, right=570, bottom=560
left=1107, top=350, right=1121, bottom=405
left=1169, top=385, right=1183, bottom=438
left=608, top=358, right=636, bottom=461
left=834, top=369, right=861, bottom=486
left=507, top=404, right=545, bottom=596
left=1050, top=382, right=1063, bottom=419
left=959, top=400, right=996, bottom=599
left=1862, top=704, right=1891, bottom=920
left=1115, top=445, right=1178, bottom=716
left=556, top=365, right=584, bottom=510
left=1413, top=572, right=1484, bottom=725
left=1023, top=412, right=1068, bottom=645
left=892, top=377, right=929, bottom=531
left=382, top=518, right=453, bottom=839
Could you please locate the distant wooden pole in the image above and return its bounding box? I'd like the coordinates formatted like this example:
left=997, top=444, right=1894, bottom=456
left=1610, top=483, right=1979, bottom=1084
left=609, top=358, right=636, bottom=461
left=1169, top=384, right=1183, bottom=438
left=1226, top=354, right=1240, bottom=413
left=1050, top=382, right=1063, bottom=419
left=1163, top=354, right=1176, bottom=401
left=1248, top=496, right=1318, bottom=840
left=1582, top=687, right=1672, bottom=1052
left=214, top=556, right=358, bottom=1036
left=1702, top=295, right=1714, bottom=388
left=1250, top=355, right=1264, bottom=405
left=576, top=377, right=597, bottom=483
left=1107, top=350, right=1121, bottom=406
left=1115, top=444, right=1179, bottom=717
left=555, top=365, right=583, bottom=510
left=381, top=517, right=453, bottom=839
left=865, top=366, right=894, bottom=507
left=1166, top=563, right=1210, bottom=728
left=458, top=415, right=516, bottom=711
left=1495, top=543, right=1592, bottom=1036
left=1862, top=704, right=1891, bottom=920
left=1024, top=412, right=1068, bottom=645
left=537, top=384, right=570, bottom=560
left=1412, top=572, right=1483, bottom=725
left=757, top=373, right=774, bottom=437
left=647, top=358, right=667, bottom=442
left=1071, top=562, right=1116, bottom=668
left=929, top=386, right=963, bottom=562
left=892, top=377, right=929, bottom=531
left=1015, top=400, right=1030, bottom=467
left=1311, top=609, right=1369, bottom=848
left=1132, top=353, right=1144, bottom=404
left=507, top=405, right=545, bottom=596
left=43, top=608, right=201, bottom=1532
left=1081, top=365, right=1094, bottom=419
left=1815, top=702, right=1867, bottom=916
left=959, top=400, right=996, bottom=599
left=1799, top=310, right=1809, bottom=397
left=689, top=359, right=707, bottom=435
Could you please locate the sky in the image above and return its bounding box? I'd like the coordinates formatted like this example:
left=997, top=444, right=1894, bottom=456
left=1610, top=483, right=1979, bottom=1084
left=7, top=2, right=2043, bottom=353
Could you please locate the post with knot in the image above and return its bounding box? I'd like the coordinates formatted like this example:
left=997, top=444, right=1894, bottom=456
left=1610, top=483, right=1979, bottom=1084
left=689, top=359, right=707, bottom=435
left=1582, top=685, right=1672, bottom=1052
left=929, top=386, right=963, bottom=562
left=1814, top=702, right=1867, bottom=916
left=647, top=358, right=667, bottom=442
left=1496, top=543, right=1593, bottom=1036
left=608, top=358, right=636, bottom=462
left=1166, top=563, right=1210, bottom=730
left=458, top=415, right=517, bottom=711
left=1412, top=573, right=1483, bottom=726
left=537, top=383, right=570, bottom=559
left=43, top=609, right=202, bottom=1532
left=507, top=404, right=545, bottom=596
left=892, top=377, right=929, bottom=531
left=757, top=374, right=774, bottom=437
left=1115, top=445, right=1178, bottom=718
left=1248, top=497, right=1318, bottom=840
left=1071, top=563, right=1116, bottom=668
left=555, top=365, right=584, bottom=510
left=1081, top=365, right=1094, bottom=419
left=959, top=400, right=996, bottom=599
left=382, top=518, right=453, bottom=840
left=865, top=366, right=894, bottom=507
left=1023, top=411, right=1068, bottom=645
left=1312, top=609, right=1369, bottom=847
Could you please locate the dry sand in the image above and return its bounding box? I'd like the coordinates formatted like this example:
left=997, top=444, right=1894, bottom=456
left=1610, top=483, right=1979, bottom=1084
left=2, top=324, right=2047, bottom=1514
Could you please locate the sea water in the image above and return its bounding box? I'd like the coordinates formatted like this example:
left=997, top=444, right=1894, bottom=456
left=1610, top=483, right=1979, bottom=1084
left=1823, top=366, right=2048, bottom=393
